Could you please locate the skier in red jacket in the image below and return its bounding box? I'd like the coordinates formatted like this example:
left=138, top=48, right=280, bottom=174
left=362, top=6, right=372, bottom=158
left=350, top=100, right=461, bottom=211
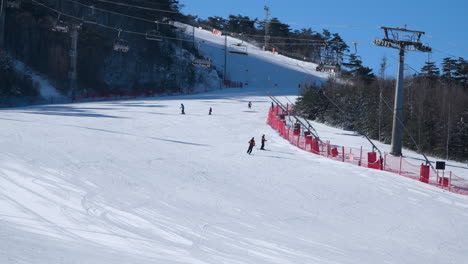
left=247, top=137, right=255, bottom=154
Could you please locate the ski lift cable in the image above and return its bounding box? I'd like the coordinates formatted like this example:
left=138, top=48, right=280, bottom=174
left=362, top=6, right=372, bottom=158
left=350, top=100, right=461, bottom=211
left=388, top=54, right=421, bottom=74
left=87, top=0, right=378, bottom=29
left=31, top=0, right=198, bottom=43
left=30, top=2, right=466, bottom=65
left=199, top=15, right=379, bottom=29
left=64, top=0, right=174, bottom=25
left=262, top=88, right=321, bottom=141
left=431, top=47, right=463, bottom=60
left=37, top=0, right=367, bottom=47
left=283, top=95, right=321, bottom=139
left=51, top=0, right=375, bottom=48
left=320, top=90, right=383, bottom=157
left=93, top=0, right=180, bottom=13
left=271, top=93, right=320, bottom=141
left=126, top=0, right=177, bottom=7
left=232, top=33, right=361, bottom=44
left=425, top=34, right=468, bottom=51
left=64, top=0, right=468, bottom=49
left=379, top=92, right=434, bottom=169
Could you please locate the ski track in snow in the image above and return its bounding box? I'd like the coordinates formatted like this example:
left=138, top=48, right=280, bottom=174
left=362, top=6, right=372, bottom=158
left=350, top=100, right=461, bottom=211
left=0, top=25, right=467, bottom=264
left=0, top=87, right=468, bottom=264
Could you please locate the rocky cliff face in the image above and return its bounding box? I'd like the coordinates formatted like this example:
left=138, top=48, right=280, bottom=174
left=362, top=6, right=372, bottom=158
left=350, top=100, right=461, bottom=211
left=1, top=1, right=221, bottom=99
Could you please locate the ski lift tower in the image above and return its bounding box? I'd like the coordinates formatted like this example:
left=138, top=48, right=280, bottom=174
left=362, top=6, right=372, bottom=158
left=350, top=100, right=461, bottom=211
left=69, top=24, right=79, bottom=101
left=263, top=5, right=270, bottom=51
left=0, top=0, right=5, bottom=48
left=374, top=26, right=431, bottom=156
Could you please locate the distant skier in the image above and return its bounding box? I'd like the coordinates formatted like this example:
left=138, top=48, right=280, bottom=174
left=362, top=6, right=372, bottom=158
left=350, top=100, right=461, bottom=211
left=247, top=137, right=255, bottom=155
left=209, top=107, right=212, bottom=115
left=180, top=103, right=185, bottom=114
left=248, top=101, right=252, bottom=109
left=260, top=134, right=267, bottom=150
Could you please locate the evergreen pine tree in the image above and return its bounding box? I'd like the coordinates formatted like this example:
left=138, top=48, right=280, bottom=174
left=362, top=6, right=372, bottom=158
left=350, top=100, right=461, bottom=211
left=420, top=61, right=440, bottom=79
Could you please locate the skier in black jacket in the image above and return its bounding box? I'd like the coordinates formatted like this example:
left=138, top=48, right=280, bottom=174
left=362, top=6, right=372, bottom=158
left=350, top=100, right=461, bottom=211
left=260, top=134, right=267, bottom=150
left=180, top=103, right=185, bottom=114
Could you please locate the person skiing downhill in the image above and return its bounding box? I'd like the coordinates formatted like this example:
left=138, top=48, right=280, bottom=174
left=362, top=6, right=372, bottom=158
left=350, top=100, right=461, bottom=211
left=247, top=137, right=255, bottom=155
left=260, top=134, right=267, bottom=150
left=209, top=107, right=212, bottom=115
left=248, top=101, right=252, bottom=109
left=180, top=103, right=185, bottom=114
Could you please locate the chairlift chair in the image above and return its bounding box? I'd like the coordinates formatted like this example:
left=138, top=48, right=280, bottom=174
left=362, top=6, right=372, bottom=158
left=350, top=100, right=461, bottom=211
left=113, top=30, right=130, bottom=53
left=340, top=42, right=361, bottom=68
left=316, top=62, right=339, bottom=73
left=51, top=13, right=69, bottom=33
left=192, top=41, right=211, bottom=67
left=341, top=59, right=361, bottom=69
left=229, top=43, right=248, bottom=56
left=83, top=6, right=98, bottom=24
left=6, top=0, right=20, bottom=8
left=145, top=30, right=162, bottom=41
left=146, top=21, right=162, bottom=41
left=192, top=58, right=211, bottom=67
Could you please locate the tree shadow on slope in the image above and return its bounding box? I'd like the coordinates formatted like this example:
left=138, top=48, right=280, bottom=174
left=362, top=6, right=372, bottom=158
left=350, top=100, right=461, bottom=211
left=18, top=105, right=127, bottom=119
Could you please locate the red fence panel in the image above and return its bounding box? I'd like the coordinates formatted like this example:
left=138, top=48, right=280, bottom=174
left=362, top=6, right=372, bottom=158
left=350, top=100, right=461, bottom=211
left=266, top=107, right=467, bottom=196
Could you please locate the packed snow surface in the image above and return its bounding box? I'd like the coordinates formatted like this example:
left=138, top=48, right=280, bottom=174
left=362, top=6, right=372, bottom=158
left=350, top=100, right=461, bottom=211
left=177, top=22, right=330, bottom=89
left=1, top=86, right=468, bottom=264
left=1, top=21, right=467, bottom=264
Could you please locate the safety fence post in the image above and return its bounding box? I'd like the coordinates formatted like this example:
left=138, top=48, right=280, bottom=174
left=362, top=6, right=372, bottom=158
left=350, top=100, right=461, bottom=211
left=342, top=146, right=345, bottom=162
left=383, top=153, right=387, bottom=171
left=398, top=156, right=403, bottom=175
left=360, top=146, right=363, bottom=166
left=449, top=171, right=452, bottom=191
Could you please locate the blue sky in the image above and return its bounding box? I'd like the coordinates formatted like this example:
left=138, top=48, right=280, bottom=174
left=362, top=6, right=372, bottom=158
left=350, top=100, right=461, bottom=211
left=179, top=0, right=468, bottom=78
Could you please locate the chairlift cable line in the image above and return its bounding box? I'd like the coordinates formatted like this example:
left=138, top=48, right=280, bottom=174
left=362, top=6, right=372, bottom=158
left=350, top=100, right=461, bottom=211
left=287, top=53, right=384, bottom=154
left=261, top=87, right=321, bottom=141
left=283, top=95, right=321, bottom=139
left=425, top=34, right=468, bottom=51
left=64, top=0, right=174, bottom=25
left=27, top=1, right=468, bottom=73
left=53, top=1, right=467, bottom=52
left=379, top=92, right=434, bottom=169
left=31, top=0, right=197, bottom=43
left=62, top=0, right=468, bottom=50
left=320, top=89, right=383, bottom=157
left=94, top=0, right=180, bottom=13
left=33, top=0, right=367, bottom=47
left=126, top=0, right=177, bottom=7
left=88, top=0, right=378, bottom=29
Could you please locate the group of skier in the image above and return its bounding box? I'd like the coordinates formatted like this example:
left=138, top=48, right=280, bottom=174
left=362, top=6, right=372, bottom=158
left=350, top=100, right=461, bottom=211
left=179, top=101, right=268, bottom=155
left=180, top=101, right=254, bottom=115
left=180, top=104, right=213, bottom=115
left=247, top=134, right=267, bottom=155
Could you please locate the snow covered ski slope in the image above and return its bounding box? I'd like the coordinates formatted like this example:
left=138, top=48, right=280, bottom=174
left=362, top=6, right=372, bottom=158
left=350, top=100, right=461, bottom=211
left=177, top=22, right=330, bottom=90
left=1, top=87, right=468, bottom=264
